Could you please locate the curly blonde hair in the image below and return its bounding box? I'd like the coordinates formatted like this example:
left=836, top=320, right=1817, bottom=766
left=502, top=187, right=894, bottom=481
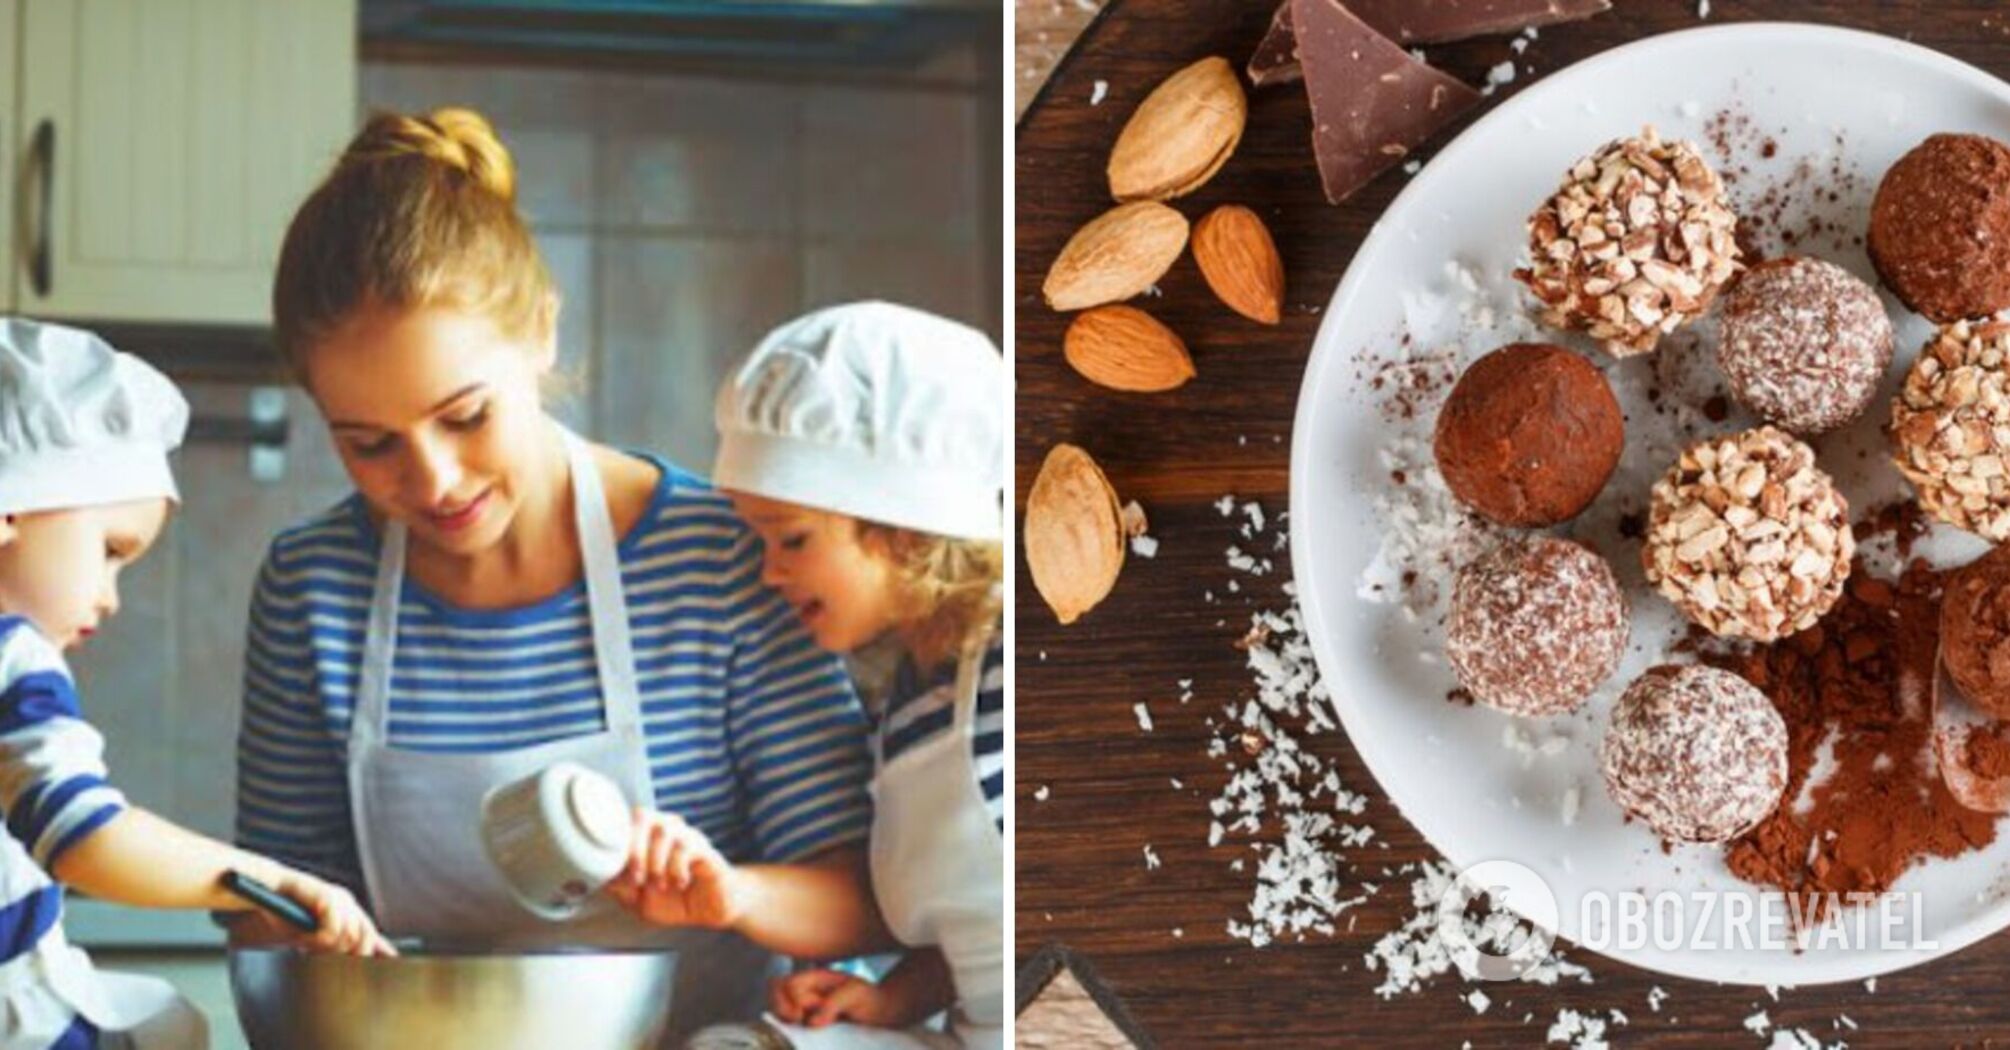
left=856, top=522, right=1003, bottom=671
left=272, top=107, right=555, bottom=375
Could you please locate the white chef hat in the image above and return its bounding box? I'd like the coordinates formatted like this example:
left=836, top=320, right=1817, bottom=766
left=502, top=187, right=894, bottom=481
left=0, top=318, right=188, bottom=517
left=714, top=302, right=1005, bottom=541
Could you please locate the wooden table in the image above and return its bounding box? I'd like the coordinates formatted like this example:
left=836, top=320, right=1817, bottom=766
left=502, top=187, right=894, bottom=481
left=1014, top=1, right=2010, bottom=1045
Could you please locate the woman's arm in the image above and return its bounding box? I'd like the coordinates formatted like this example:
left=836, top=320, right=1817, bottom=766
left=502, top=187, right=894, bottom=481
left=234, top=542, right=367, bottom=894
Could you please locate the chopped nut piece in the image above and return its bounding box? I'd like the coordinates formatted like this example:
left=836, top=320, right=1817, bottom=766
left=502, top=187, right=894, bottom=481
left=1514, top=126, right=1741, bottom=357
left=1642, top=426, right=1852, bottom=641
left=1890, top=320, right=2010, bottom=541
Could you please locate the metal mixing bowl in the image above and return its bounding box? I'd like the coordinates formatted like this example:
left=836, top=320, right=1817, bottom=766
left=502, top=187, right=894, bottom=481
left=228, top=946, right=677, bottom=1049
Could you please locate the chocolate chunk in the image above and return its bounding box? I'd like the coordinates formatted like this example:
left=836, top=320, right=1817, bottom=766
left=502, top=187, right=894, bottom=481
left=1247, top=2, right=1302, bottom=88
left=1293, top=0, right=1481, bottom=205
left=1348, top=0, right=1611, bottom=43
left=1248, top=0, right=1611, bottom=88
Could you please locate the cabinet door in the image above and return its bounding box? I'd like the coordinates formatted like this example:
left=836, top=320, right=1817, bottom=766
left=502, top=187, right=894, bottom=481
left=16, top=0, right=354, bottom=325
left=0, top=0, right=16, bottom=313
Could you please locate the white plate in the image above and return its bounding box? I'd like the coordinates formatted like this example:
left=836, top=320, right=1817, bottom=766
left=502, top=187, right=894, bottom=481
left=1290, top=22, right=2010, bottom=986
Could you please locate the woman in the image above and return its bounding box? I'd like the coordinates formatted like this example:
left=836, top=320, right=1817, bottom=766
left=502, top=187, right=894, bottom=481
left=227, top=108, right=881, bottom=1037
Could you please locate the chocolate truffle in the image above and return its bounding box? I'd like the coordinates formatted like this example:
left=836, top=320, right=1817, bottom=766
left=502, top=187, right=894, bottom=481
left=1642, top=426, right=1853, bottom=641
left=1891, top=320, right=2010, bottom=541
left=1517, top=125, right=1742, bottom=357
left=1601, top=664, right=1788, bottom=844
left=1717, top=256, right=1895, bottom=435
left=1433, top=343, right=1624, bottom=527
left=1868, top=133, right=2010, bottom=323
left=1445, top=537, right=1628, bottom=716
left=1941, top=545, right=2010, bottom=719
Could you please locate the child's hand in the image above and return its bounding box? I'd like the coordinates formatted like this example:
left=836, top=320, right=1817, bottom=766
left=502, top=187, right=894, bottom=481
left=274, top=870, right=397, bottom=957
left=605, top=808, right=747, bottom=930
left=770, top=969, right=899, bottom=1028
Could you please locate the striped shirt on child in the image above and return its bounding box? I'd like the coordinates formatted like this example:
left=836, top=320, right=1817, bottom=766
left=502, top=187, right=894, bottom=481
left=0, top=616, right=131, bottom=1047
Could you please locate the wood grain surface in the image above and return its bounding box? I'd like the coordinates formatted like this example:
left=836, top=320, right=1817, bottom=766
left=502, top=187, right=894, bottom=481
left=1014, top=2, right=2010, bottom=1046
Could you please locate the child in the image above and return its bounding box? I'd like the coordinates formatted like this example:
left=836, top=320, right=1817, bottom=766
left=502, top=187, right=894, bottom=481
left=0, top=319, right=392, bottom=1049
left=616, top=302, right=1003, bottom=1049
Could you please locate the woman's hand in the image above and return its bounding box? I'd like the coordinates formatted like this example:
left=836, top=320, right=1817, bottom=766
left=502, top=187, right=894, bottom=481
left=605, top=807, right=748, bottom=930
left=770, top=969, right=899, bottom=1029
left=271, top=870, right=398, bottom=957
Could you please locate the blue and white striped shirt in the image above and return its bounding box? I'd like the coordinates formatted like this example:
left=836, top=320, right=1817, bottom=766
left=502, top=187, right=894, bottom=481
left=879, top=632, right=1004, bottom=830
left=234, top=458, right=875, bottom=894
left=0, top=618, right=128, bottom=964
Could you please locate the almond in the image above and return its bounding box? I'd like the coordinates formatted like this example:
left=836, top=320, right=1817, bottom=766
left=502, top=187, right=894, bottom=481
left=1043, top=201, right=1189, bottom=312
left=1192, top=204, right=1284, bottom=324
left=1024, top=443, right=1126, bottom=625
left=1108, top=56, right=1247, bottom=202
left=1063, top=306, right=1195, bottom=392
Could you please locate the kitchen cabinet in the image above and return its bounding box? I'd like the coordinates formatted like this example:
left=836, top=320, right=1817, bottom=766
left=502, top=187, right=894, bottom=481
left=0, top=0, right=14, bottom=300
left=13, top=0, right=355, bottom=324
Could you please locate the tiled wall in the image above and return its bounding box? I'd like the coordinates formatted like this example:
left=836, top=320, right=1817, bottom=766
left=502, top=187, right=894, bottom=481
left=365, top=58, right=998, bottom=468
left=67, top=54, right=997, bottom=946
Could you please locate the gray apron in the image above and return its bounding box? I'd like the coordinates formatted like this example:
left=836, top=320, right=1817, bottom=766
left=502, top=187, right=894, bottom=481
left=347, top=428, right=775, bottom=1042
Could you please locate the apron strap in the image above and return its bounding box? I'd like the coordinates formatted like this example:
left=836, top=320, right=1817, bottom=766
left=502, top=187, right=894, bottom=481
left=354, top=516, right=409, bottom=748
left=950, top=621, right=996, bottom=738
left=561, top=428, right=647, bottom=739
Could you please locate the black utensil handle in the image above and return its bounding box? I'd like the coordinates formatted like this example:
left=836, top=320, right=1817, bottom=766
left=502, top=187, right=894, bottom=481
left=221, top=870, right=320, bottom=933
left=28, top=120, right=51, bottom=298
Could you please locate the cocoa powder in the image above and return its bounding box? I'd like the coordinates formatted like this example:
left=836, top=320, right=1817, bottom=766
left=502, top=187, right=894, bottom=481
left=1710, top=557, right=1998, bottom=916
left=1964, top=726, right=2010, bottom=780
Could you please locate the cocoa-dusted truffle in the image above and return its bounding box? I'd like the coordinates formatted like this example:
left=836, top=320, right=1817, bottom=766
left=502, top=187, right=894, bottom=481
left=1432, top=343, right=1624, bottom=527
left=1642, top=426, right=1853, bottom=641
left=1445, top=537, right=1628, bottom=716
left=1600, top=664, right=1788, bottom=844
left=1717, top=256, right=1894, bottom=435
left=1891, top=320, right=2010, bottom=541
left=1868, top=133, right=2010, bottom=323
left=1942, top=545, right=2010, bottom=719
left=1517, top=125, right=1742, bottom=357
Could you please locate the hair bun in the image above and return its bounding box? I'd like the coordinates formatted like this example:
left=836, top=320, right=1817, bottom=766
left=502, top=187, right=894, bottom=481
left=346, top=107, right=517, bottom=204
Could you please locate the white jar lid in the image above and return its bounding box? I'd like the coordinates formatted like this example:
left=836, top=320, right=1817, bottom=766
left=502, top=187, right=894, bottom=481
left=567, top=767, right=632, bottom=852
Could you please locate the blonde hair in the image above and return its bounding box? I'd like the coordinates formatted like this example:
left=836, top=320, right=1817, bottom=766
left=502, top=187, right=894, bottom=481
left=272, top=107, right=555, bottom=375
left=857, top=522, right=1003, bottom=671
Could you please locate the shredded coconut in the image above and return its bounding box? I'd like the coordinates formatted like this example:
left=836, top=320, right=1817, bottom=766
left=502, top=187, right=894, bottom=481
left=1546, top=1008, right=1609, bottom=1049
left=1365, top=860, right=1593, bottom=997
left=1090, top=79, right=1108, bottom=106
left=1134, top=702, right=1154, bottom=732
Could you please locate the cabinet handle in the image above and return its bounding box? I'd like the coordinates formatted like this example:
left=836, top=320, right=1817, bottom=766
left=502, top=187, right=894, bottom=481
left=28, top=120, right=52, bottom=298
